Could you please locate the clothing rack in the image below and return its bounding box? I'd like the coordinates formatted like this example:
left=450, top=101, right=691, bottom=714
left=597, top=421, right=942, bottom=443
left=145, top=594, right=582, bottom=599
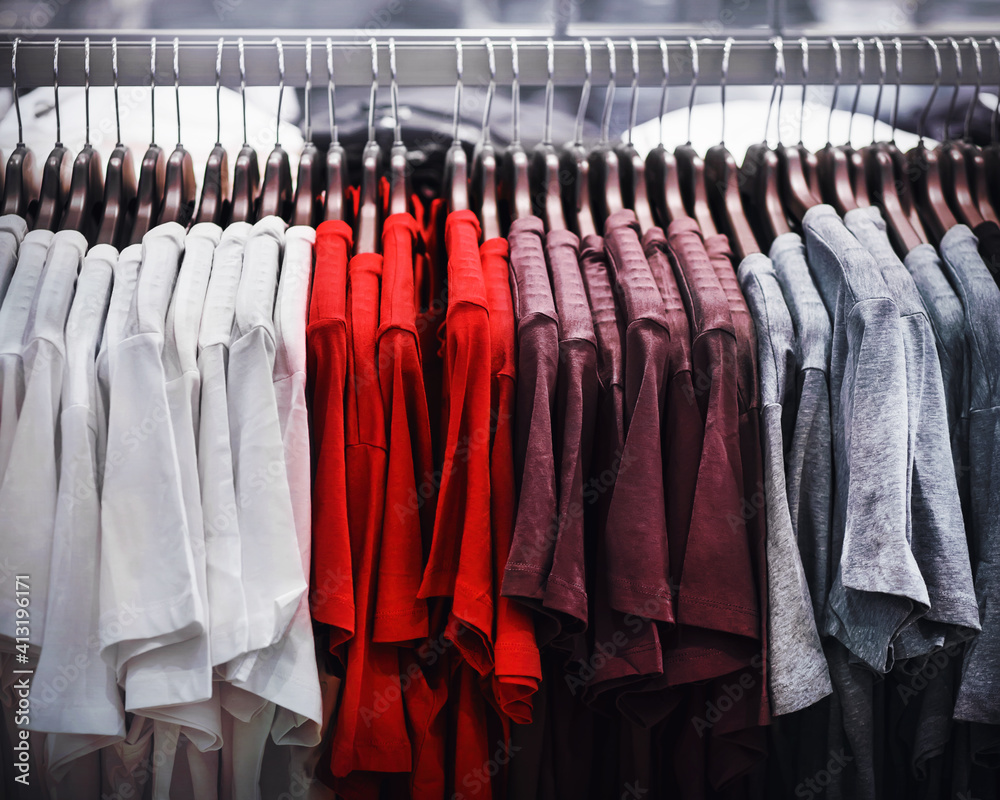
left=2, top=32, right=999, bottom=90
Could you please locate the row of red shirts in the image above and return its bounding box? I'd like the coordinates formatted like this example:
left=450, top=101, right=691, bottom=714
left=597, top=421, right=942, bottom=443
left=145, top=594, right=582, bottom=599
left=306, top=192, right=770, bottom=799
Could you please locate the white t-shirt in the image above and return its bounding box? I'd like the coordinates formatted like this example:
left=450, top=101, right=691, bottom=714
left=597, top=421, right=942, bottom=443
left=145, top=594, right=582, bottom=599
left=0, top=229, right=86, bottom=645
left=0, top=229, right=53, bottom=482
left=0, top=214, right=28, bottom=306
left=29, top=244, right=124, bottom=776
left=222, top=216, right=306, bottom=681
left=99, top=222, right=205, bottom=687
left=198, top=222, right=252, bottom=668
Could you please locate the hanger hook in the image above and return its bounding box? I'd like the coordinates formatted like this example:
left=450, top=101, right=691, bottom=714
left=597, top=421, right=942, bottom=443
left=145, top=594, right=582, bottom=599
left=626, top=37, right=639, bottom=146
left=480, top=38, right=496, bottom=145
left=600, top=38, right=617, bottom=145
left=53, top=38, right=61, bottom=146
left=543, top=38, right=555, bottom=145
left=944, top=37, right=962, bottom=142
left=720, top=38, right=734, bottom=147
left=891, top=37, right=902, bottom=144
left=173, top=36, right=182, bottom=145
left=847, top=36, right=865, bottom=147
left=826, top=37, right=842, bottom=147
left=685, top=36, right=698, bottom=146
left=366, top=38, right=378, bottom=145
left=83, top=37, right=91, bottom=146
left=11, top=38, right=23, bottom=146
left=798, top=37, right=809, bottom=145
left=112, top=37, right=123, bottom=146
left=871, top=37, right=886, bottom=145
left=962, top=37, right=981, bottom=143
left=452, top=38, right=463, bottom=147
left=512, top=37, right=522, bottom=146
left=918, top=37, right=942, bottom=142
left=213, top=37, right=223, bottom=146
left=273, top=38, right=285, bottom=147
left=238, top=37, right=248, bottom=146
left=327, top=38, right=338, bottom=146
left=764, top=36, right=783, bottom=146
left=575, top=37, right=592, bottom=147
left=389, top=37, right=402, bottom=146
left=657, top=37, right=669, bottom=147
left=992, top=37, right=1000, bottom=144
left=304, top=37, right=312, bottom=144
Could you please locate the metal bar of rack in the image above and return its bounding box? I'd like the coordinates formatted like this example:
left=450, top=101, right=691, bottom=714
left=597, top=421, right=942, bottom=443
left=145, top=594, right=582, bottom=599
left=0, top=31, right=998, bottom=89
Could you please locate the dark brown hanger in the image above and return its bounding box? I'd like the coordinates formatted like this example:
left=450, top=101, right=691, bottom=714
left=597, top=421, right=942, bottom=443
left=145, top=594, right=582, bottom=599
left=60, top=39, right=104, bottom=243
left=33, top=38, right=72, bottom=232
left=291, top=42, right=321, bottom=227
left=704, top=38, right=760, bottom=260
left=908, top=37, right=958, bottom=245
left=816, top=38, right=859, bottom=215
left=859, top=37, right=922, bottom=254
left=531, top=39, right=567, bottom=231
left=614, top=38, right=655, bottom=233
left=195, top=38, right=230, bottom=227
left=157, top=38, right=197, bottom=227
left=776, top=39, right=822, bottom=226
left=354, top=38, right=381, bottom=255
left=2, top=40, right=39, bottom=220
left=386, top=38, right=411, bottom=218
left=130, top=39, right=165, bottom=244
left=230, top=38, right=260, bottom=224
left=97, top=40, right=137, bottom=248
left=674, top=38, right=716, bottom=236
left=937, top=38, right=983, bottom=229
left=558, top=39, right=596, bottom=238
left=257, top=39, right=294, bottom=221
left=953, top=37, right=999, bottom=227
left=502, top=38, right=532, bottom=226
left=644, top=39, right=686, bottom=229
left=323, top=38, right=349, bottom=224
left=588, top=38, right=625, bottom=230
left=471, top=38, right=501, bottom=241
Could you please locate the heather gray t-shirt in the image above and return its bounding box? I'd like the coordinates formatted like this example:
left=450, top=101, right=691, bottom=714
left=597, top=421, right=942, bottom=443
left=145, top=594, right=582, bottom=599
left=938, top=223, right=1000, bottom=727
left=769, top=233, right=834, bottom=628
left=845, top=208, right=979, bottom=658
left=802, top=204, right=929, bottom=673
left=738, top=252, right=832, bottom=716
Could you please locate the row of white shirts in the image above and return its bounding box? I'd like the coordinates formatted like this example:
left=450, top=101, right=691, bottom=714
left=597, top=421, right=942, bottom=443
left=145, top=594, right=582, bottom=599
left=0, top=215, right=333, bottom=799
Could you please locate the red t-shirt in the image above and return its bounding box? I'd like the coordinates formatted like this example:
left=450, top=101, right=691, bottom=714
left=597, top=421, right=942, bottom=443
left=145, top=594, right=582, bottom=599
left=481, top=234, right=542, bottom=723
left=307, top=220, right=355, bottom=653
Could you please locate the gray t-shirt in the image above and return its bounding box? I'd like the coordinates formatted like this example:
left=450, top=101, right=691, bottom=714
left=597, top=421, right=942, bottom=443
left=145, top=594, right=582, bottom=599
left=802, top=204, right=929, bottom=673
left=938, top=223, right=1000, bottom=727
left=738, top=252, right=832, bottom=716
left=845, top=207, right=979, bottom=658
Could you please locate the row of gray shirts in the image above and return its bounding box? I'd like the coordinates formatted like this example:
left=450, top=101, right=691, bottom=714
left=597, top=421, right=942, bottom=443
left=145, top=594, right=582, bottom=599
left=739, top=203, right=1000, bottom=793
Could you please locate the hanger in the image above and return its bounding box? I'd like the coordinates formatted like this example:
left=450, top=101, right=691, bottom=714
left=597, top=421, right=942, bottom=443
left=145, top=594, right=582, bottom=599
left=907, top=37, right=958, bottom=244
left=674, top=37, right=716, bottom=236
left=385, top=37, right=411, bottom=217
left=157, top=37, right=197, bottom=227
left=982, top=38, right=1000, bottom=218
left=471, top=37, right=501, bottom=240
left=586, top=38, right=625, bottom=230
left=97, top=37, right=137, bottom=247
left=775, top=38, right=821, bottom=226
left=323, top=38, right=349, bottom=223
left=530, top=38, right=566, bottom=230
left=195, top=37, right=230, bottom=226
left=937, top=37, right=984, bottom=229
left=792, top=38, right=820, bottom=197
left=354, top=38, right=381, bottom=255
left=842, top=38, right=871, bottom=208
left=645, top=38, right=686, bottom=228
left=33, top=38, right=73, bottom=231
left=704, top=38, right=759, bottom=259
left=614, top=38, right=655, bottom=233
left=559, top=38, right=596, bottom=237
left=291, top=38, right=322, bottom=226
left=956, top=37, right=999, bottom=225
left=231, top=37, right=260, bottom=224
left=502, top=38, right=532, bottom=226
left=815, top=38, right=857, bottom=214
left=256, top=38, right=294, bottom=221
left=860, top=36, right=923, bottom=254
left=130, top=38, right=166, bottom=244
left=60, top=37, right=104, bottom=242
left=1, top=38, right=40, bottom=219
left=740, top=36, right=790, bottom=249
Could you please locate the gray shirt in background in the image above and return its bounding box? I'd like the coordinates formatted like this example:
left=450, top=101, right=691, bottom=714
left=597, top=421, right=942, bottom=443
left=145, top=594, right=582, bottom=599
left=802, top=204, right=929, bottom=673
left=738, top=253, right=832, bottom=716
left=845, top=207, right=979, bottom=659
left=938, top=224, right=1000, bottom=727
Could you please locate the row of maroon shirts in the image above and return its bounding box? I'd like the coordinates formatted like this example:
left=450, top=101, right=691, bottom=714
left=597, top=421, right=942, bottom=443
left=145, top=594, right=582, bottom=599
left=305, top=186, right=771, bottom=800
